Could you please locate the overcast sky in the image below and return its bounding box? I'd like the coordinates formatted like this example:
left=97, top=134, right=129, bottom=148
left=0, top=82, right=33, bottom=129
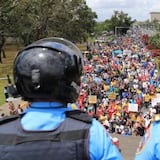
left=86, top=0, right=160, bottom=22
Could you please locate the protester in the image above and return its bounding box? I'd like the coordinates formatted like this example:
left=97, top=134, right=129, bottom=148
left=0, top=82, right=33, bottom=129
left=3, top=86, right=9, bottom=102
left=8, top=101, right=17, bottom=115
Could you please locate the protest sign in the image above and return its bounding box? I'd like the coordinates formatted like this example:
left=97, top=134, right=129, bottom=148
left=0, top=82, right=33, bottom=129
left=108, top=92, right=117, bottom=100
left=88, top=95, right=97, bottom=104
left=128, top=103, right=138, bottom=112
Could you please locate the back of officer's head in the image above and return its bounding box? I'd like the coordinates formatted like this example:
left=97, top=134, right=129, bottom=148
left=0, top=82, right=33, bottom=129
left=13, top=37, right=83, bottom=103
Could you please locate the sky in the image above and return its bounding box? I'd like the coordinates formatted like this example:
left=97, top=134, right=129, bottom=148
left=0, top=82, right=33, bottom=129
left=86, top=0, right=160, bottom=22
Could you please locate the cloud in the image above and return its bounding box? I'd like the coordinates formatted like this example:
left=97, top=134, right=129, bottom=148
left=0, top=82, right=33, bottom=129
left=86, top=0, right=160, bottom=21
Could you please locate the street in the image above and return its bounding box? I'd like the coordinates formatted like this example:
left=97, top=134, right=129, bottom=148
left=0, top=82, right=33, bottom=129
left=113, top=134, right=141, bottom=160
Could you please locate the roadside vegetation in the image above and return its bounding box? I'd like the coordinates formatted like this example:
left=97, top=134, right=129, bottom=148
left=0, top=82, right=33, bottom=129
left=148, top=33, right=160, bottom=74
left=0, top=45, right=18, bottom=105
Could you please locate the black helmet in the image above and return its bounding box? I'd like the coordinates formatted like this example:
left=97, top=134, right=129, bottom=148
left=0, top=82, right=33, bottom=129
left=13, top=37, right=83, bottom=103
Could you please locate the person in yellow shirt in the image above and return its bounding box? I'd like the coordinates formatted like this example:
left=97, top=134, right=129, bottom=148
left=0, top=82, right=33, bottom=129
left=99, top=112, right=108, bottom=126
left=114, top=102, right=121, bottom=113
left=103, top=83, right=110, bottom=91
left=130, top=112, right=137, bottom=126
left=136, top=112, right=144, bottom=125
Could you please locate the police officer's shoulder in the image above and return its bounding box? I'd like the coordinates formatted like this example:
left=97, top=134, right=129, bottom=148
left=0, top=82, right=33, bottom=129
left=65, top=110, right=92, bottom=124
left=152, top=114, right=160, bottom=122
left=0, top=114, right=20, bottom=125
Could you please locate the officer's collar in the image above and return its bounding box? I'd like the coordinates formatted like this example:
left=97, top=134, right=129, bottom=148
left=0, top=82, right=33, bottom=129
left=30, top=102, right=66, bottom=109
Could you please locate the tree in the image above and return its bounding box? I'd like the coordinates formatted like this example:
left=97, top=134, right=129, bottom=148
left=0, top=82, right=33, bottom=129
left=94, top=20, right=112, bottom=36
left=0, top=0, right=14, bottom=34
left=0, top=34, right=6, bottom=63
left=149, top=33, right=160, bottom=49
left=1, top=0, right=97, bottom=45
left=0, top=0, right=12, bottom=62
left=109, top=10, right=135, bottom=35
left=68, top=0, right=97, bottom=42
left=93, top=11, right=134, bottom=37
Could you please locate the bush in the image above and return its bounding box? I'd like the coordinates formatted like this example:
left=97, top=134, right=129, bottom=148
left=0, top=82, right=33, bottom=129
left=151, top=49, right=160, bottom=57
left=149, top=33, right=160, bottom=49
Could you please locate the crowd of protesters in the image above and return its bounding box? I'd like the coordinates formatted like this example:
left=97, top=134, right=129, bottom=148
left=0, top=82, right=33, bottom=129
left=2, top=27, right=160, bottom=137
left=77, top=27, right=160, bottom=136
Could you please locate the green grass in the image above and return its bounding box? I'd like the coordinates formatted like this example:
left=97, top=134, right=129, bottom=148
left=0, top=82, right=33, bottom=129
left=0, top=45, right=19, bottom=105
left=77, top=44, right=86, bottom=51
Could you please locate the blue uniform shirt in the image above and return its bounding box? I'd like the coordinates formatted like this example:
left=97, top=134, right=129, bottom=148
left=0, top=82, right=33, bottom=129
left=21, top=102, right=123, bottom=160
left=134, top=120, right=160, bottom=160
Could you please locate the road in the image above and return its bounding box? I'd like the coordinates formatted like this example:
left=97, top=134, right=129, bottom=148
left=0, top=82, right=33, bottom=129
left=112, top=134, right=141, bottom=160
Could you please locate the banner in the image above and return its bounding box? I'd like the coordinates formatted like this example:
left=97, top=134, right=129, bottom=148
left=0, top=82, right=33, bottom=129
left=128, top=103, right=138, bottom=112
left=88, top=95, right=97, bottom=104
left=108, top=92, right=117, bottom=100
left=151, top=94, right=160, bottom=107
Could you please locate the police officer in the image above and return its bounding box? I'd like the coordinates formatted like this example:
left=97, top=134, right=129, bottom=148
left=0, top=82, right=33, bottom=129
left=0, top=37, right=123, bottom=160
left=134, top=111, right=160, bottom=160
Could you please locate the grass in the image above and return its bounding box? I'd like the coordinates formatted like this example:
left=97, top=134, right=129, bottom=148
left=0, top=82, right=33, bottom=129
left=0, top=45, right=20, bottom=105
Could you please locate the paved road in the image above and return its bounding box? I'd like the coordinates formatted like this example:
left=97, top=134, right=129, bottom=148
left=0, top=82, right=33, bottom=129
left=0, top=99, right=142, bottom=160
left=112, top=134, right=141, bottom=160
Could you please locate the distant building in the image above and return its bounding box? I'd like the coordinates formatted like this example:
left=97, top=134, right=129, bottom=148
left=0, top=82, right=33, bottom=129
left=150, top=12, right=160, bottom=22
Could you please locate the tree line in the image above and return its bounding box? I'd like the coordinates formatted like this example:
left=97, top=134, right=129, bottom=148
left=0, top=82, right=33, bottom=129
left=0, top=0, right=97, bottom=45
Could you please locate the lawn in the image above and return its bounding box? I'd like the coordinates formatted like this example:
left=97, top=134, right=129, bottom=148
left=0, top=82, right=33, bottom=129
left=0, top=45, right=20, bottom=105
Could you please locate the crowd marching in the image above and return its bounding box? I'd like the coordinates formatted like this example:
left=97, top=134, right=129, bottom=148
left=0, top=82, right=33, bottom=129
left=77, top=27, right=160, bottom=136
left=3, top=27, right=160, bottom=137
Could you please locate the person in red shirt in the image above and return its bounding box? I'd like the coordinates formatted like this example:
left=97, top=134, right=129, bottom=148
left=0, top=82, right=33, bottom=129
left=96, top=104, right=103, bottom=118
left=136, top=97, right=142, bottom=108
left=107, top=106, right=116, bottom=119
left=88, top=109, right=94, bottom=117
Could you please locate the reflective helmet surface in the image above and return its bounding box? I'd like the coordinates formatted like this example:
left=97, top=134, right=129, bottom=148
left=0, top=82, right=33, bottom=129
left=14, top=37, right=83, bottom=103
